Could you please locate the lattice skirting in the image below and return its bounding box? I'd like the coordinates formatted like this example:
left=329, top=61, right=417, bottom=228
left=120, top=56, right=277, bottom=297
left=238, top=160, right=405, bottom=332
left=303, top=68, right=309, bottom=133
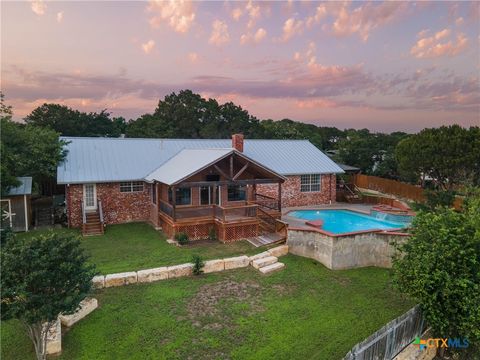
left=218, top=223, right=258, bottom=243
left=176, top=223, right=214, bottom=240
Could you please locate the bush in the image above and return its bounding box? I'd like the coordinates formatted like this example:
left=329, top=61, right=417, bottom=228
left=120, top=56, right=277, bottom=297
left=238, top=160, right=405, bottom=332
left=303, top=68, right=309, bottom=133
left=0, top=226, right=14, bottom=246
left=413, top=189, right=457, bottom=211
left=191, top=255, right=205, bottom=276
left=175, top=232, right=189, bottom=245
left=208, top=227, right=217, bottom=241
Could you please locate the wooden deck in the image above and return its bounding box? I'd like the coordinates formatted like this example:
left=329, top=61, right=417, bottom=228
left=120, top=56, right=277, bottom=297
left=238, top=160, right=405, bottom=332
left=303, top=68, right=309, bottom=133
left=247, top=232, right=286, bottom=247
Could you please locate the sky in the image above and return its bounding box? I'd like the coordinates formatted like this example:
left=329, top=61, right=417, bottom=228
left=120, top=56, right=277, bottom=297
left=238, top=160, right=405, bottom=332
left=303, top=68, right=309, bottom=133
left=2, top=1, right=479, bottom=132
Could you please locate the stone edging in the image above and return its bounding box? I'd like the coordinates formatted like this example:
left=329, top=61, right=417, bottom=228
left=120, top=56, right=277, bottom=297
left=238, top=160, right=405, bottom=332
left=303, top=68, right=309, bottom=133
left=92, top=245, right=289, bottom=289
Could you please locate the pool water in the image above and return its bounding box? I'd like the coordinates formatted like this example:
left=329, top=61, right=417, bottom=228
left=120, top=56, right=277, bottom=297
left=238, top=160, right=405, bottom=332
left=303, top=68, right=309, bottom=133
left=288, top=209, right=411, bottom=234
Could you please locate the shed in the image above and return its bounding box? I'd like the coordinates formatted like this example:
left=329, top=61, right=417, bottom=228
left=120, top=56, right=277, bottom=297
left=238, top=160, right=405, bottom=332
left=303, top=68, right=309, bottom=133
left=1, top=177, right=32, bottom=232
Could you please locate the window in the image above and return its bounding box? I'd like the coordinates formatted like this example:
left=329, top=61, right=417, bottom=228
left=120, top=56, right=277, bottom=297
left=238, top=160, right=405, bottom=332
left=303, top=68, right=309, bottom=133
left=300, top=174, right=321, bottom=192
left=151, top=183, right=157, bottom=204
left=227, top=185, right=246, bottom=201
left=168, top=188, right=191, bottom=205
left=120, top=181, right=144, bottom=193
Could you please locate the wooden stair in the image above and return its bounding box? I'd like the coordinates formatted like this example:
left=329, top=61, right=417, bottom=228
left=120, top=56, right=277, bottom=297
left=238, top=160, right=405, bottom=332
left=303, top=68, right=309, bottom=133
left=82, top=211, right=104, bottom=236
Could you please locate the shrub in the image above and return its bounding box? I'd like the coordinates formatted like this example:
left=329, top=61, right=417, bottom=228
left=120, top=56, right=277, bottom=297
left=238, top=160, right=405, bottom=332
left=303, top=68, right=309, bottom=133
left=175, top=232, right=189, bottom=245
left=0, top=226, right=14, bottom=246
left=191, top=255, right=205, bottom=276
left=208, top=227, right=217, bottom=241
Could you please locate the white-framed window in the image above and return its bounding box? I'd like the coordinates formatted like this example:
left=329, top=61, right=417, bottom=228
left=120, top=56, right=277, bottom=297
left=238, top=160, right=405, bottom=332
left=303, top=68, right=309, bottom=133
left=120, top=181, right=144, bottom=193
left=300, top=174, right=321, bottom=192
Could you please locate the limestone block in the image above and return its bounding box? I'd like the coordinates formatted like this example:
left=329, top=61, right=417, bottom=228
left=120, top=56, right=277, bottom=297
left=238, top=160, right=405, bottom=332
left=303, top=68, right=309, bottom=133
left=252, top=256, right=278, bottom=269
left=137, top=267, right=169, bottom=283
left=92, top=275, right=105, bottom=289
left=167, top=263, right=193, bottom=278
left=224, top=255, right=250, bottom=270
left=203, top=259, right=225, bottom=274
left=44, top=318, right=61, bottom=355
left=267, top=245, right=289, bottom=257
left=259, top=262, right=285, bottom=274
left=59, top=298, right=98, bottom=327
left=248, top=251, right=271, bottom=264
left=104, top=272, right=137, bottom=287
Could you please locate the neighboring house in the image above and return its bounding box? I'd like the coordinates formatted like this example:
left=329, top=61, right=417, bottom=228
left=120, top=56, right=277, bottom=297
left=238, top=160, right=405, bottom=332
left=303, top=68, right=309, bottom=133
left=57, top=134, right=344, bottom=240
left=1, top=177, right=32, bottom=232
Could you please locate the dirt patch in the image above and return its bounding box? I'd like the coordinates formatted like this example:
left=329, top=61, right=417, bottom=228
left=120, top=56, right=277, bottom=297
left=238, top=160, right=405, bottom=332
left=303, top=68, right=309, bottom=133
left=186, top=277, right=264, bottom=330
left=271, top=283, right=297, bottom=296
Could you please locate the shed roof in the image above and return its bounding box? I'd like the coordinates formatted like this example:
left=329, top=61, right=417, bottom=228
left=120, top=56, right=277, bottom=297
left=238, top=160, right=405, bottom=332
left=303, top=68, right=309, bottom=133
left=5, top=177, right=32, bottom=196
left=57, top=137, right=344, bottom=184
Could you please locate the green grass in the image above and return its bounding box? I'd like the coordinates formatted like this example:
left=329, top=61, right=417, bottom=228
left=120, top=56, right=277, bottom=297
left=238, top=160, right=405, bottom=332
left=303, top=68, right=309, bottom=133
left=1, top=255, right=414, bottom=360
left=16, top=223, right=260, bottom=274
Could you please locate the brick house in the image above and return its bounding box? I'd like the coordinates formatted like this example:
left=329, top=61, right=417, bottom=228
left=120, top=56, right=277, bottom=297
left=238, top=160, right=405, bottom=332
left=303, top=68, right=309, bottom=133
left=58, top=135, right=343, bottom=240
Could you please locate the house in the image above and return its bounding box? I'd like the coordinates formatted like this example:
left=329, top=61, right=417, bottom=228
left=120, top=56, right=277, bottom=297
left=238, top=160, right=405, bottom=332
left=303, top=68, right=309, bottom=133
left=57, top=134, right=344, bottom=240
left=1, top=176, right=32, bottom=232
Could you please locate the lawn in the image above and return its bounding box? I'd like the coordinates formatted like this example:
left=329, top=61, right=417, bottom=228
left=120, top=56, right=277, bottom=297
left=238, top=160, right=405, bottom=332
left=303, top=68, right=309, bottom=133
left=17, top=223, right=260, bottom=274
left=1, top=255, right=414, bottom=360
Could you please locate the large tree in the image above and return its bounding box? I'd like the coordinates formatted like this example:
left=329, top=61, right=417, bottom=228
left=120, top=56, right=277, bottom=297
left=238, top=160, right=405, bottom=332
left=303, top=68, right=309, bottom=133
left=0, top=95, right=67, bottom=195
left=396, top=125, right=480, bottom=189
left=25, top=103, right=123, bottom=137
left=1, top=232, right=97, bottom=360
left=393, top=191, right=480, bottom=356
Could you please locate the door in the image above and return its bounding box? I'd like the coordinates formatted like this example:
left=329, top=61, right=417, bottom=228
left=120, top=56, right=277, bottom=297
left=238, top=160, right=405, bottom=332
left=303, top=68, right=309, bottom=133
left=83, top=184, right=97, bottom=211
left=200, top=186, right=211, bottom=205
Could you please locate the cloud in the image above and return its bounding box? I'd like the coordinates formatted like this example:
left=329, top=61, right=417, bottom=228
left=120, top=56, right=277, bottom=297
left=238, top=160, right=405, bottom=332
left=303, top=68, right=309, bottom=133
left=209, top=20, right=230, bottom=46
left=188, top=52, right=199, bottom=63
left=306, top=4, right=327, bottom=28
left=330, top=2, right=407, bottom=41
left=240, top=27, right=267, bottom=45
left=245, top=0, right=261, bottom=29
left=147, top=0, right=196, bottom=33
left=56, top=11, right=64, bottom=23
left=231, top=7, right=243, bottom=21
left=279, top=18, right=303, bottom=42
left=30, top=0, right=46, bottom=16
left=141, top=40, right=155, bottom=54
left=411, top=29, right=468, bottom=58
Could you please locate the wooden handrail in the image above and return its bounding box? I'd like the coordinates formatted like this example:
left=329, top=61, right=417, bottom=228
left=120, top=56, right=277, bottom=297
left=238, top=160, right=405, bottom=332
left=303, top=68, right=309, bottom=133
left=255, top=193, right=276, bottom=200
left=98, top=200, right=104, bottom=224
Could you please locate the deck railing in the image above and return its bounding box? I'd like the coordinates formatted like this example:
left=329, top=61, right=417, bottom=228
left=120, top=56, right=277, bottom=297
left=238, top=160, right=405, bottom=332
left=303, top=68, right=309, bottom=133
left=159, top=200, right=174, bottom=218
left=253, top=193, right=280, bottom=211
left=98, top=200, right=104, bottom=224
left=81, top=200, right=86, bottom=224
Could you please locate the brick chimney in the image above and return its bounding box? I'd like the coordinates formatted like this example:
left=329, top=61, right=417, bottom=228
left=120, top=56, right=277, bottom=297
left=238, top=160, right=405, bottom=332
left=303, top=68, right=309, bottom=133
left=232, top=133, right=244, bottom=152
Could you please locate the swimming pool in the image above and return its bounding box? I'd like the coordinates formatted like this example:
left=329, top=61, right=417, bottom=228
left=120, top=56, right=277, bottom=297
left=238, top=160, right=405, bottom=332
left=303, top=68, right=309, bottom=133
left=288, top=209, right=411, bottom=235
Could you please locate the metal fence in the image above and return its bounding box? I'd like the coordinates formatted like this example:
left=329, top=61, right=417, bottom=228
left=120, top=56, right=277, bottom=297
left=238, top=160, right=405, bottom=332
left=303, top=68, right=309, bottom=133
left=344, top=305, right=425, bottom=360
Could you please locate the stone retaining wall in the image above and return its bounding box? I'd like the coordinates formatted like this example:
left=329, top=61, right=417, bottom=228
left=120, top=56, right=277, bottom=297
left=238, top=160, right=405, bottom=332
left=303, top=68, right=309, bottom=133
left=287, top=229, right=407, bottom=270
left=93, top=246, right=289, bottom=288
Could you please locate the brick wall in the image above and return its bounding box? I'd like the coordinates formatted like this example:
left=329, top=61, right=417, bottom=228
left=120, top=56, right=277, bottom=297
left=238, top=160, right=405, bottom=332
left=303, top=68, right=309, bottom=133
left=257, top=174, right=336, bottom=208
left=66, top=182, right=152, bottom=228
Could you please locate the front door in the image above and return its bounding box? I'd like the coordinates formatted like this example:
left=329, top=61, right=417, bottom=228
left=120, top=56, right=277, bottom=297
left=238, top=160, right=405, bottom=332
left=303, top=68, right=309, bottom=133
left=200, top=186, right=221, bottom=205
left=83, top=184, right=97, bottom=211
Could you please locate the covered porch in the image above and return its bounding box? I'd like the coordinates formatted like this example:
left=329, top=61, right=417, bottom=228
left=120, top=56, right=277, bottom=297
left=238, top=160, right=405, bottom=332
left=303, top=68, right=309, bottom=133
left=147, top=148, right=287, bottom=243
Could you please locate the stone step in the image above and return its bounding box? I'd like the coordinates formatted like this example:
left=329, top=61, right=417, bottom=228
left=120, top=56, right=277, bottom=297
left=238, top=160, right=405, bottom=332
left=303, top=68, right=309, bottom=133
left=252, top=256, right=278, bottom=269
left=259, top=262, right=285, bottom=274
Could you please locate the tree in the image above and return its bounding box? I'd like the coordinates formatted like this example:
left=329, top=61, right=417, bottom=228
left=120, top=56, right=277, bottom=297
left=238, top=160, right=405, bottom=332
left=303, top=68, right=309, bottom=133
left=1, top=232, right=97, bottom=360
left=1, top=118, right=66, bottom=195
left=0, top=92, right=20, bottom=192
left=393, top=192, right=480, bottom=356
left=396, top=125, right=480, bottom=189
left=25, top=103, right=122, bottom=137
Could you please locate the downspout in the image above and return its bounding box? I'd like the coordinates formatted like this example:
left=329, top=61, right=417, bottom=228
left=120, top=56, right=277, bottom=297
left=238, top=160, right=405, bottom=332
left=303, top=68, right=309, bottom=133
left=329, top=175, right=332, bottom=204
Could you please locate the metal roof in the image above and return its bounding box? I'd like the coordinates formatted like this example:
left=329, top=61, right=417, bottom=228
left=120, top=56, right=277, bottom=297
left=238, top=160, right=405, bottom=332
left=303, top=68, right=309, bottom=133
left=337, top=163, right=361, bottom=172
left=5, top=177, right=32, bottom=196
left=57, top=137, right=344, bottom=184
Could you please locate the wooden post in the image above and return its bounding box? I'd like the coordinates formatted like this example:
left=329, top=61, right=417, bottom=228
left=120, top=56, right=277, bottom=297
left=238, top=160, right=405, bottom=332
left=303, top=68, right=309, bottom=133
left=230, top=155, right=234, bottom=179
left=278, top=182, right=282, bottom=212
left=171, top=186, right=176, bottom=221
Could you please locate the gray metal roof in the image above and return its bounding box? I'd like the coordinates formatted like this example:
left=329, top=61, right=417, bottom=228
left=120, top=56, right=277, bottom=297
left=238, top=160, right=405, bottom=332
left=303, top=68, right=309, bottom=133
left=5, top=177, right=32, bottom=196
left=57, top=137, right=344, bottom=184
left=337, top=163, right=361, bottom=172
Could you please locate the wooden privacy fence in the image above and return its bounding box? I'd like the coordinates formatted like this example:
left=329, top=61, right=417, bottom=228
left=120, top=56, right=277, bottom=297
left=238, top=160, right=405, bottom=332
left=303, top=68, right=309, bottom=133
left=344, top=305, right=425, bottom=360
left=353, top=174, right=425, bottom=202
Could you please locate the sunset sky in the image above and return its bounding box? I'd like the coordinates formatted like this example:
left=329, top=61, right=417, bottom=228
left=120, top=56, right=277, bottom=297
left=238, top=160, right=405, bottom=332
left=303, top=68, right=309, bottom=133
left=2, top=1, right=479, bottom=132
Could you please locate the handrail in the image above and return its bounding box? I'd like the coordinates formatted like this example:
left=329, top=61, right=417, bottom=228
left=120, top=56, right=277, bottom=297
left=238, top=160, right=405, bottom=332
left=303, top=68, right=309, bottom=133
left=98, top=200, right=104, bottom=224
left=255, top=193, right=276, bottom=200
left=81, top=200, right=86, bottom=224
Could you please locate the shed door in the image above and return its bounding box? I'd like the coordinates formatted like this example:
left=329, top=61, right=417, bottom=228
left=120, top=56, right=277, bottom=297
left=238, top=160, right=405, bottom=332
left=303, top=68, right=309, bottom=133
left=83, top=184, right=97, bottom=211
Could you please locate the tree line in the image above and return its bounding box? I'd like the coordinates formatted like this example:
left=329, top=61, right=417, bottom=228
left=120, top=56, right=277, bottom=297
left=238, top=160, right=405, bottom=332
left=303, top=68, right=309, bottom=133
left=1, top=90, right=479, bottom=195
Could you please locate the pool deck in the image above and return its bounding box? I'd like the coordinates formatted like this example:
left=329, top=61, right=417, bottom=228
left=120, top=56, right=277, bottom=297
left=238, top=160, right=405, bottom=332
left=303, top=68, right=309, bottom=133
left=281, top=202, right=376, bottom=232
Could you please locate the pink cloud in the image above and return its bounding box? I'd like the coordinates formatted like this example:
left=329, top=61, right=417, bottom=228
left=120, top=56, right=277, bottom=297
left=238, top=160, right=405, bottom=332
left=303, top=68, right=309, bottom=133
left=147, top=0, right=196, bottom=33
left=411, top=29, right=468, bottom=58
left=141, top=40, right=155, bottom=54
left=240, top=27, right=267, bottom=45
left=209, top=19, right=230, bottom=46
left=30, top=0, right=46, bottom=16
left=278, top=18, right=303, bottom=42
